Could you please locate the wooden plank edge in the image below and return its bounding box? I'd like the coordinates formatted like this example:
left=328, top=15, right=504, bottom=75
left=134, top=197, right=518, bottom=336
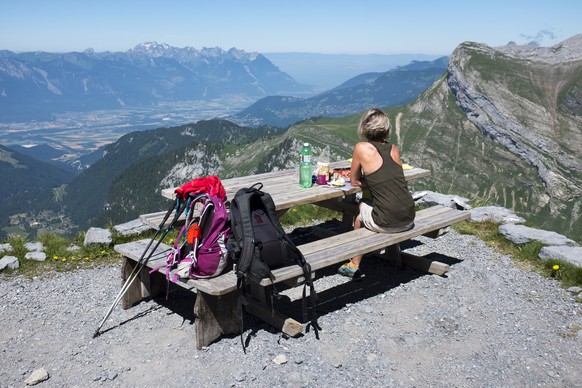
left=400, top=252, right=450, bottom=275
left=244, top=298, right=303, bottom=337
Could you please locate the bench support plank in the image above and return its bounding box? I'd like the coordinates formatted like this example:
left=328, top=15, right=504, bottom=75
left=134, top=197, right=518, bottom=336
left=194, top=291, right=241, bottom=350
left=244, top=298, right=303, bottom=337
left=401, top=252, right=450, bottom=276
left=120, top=257, right=165, bottom=309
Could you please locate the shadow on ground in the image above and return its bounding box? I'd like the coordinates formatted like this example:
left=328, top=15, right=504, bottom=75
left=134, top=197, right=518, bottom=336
left=115, top=222, right=464, bottom=347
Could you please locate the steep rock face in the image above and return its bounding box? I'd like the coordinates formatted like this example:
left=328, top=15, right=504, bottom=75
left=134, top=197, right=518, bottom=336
left=448, top=38, right=582, bottom=204
left=397, top=35, right=582, bottom=239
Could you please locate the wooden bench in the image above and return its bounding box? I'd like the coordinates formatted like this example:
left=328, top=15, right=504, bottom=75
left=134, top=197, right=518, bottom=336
left=114, top=204, right=469, bottom=349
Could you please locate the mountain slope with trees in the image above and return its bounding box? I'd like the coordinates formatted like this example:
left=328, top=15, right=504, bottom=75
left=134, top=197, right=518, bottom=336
left=0, top=144, right=74, bottom=238
left=63, top=120, right=286, bottom=229
left=232, top=57, right=449, bottom=127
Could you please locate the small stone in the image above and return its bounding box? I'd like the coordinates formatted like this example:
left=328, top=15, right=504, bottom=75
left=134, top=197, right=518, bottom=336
left=469, top=206, right=525, bottom=224
left=25, top=252, right=47, bottom=262
left=113, top=219, right=151, bottom=236
left=273, top=354, right=288, bottom=365
left=539, top=246, right=582, bottom=267
left=24, top=367, right=49, bottom=385
left=84, top=227, right=112, bottom=246
left=0, top=255, right=20, bottom=270
left=24, top=242, right=44, bottom=252
left=414, top=191, right=471, bottom=210
left=499, top=224, right=576, bottom=246
left=0, top=243, right=13, bottom=254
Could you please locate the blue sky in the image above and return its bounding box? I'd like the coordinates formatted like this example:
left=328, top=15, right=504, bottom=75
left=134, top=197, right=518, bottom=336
left=1, top=0, right=580, bottom=55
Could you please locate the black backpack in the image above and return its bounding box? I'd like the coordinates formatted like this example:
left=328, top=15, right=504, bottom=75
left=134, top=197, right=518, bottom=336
left=227, top=183, right=318, bottom=330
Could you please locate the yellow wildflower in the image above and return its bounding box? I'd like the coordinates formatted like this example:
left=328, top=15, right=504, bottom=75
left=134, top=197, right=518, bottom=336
left=553, top=265, right=560, bottom=271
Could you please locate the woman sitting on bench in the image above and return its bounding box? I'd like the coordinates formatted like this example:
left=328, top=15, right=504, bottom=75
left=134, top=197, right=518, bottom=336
left=338, top=108, right=416, bottom=279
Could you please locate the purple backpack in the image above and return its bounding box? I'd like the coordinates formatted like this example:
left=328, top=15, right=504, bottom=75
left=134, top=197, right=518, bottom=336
left=160, top=193, right=231, bottom=281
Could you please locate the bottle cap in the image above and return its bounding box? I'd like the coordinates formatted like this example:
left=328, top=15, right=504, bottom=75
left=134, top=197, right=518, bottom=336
left=304, top=142, right=309, bottom=146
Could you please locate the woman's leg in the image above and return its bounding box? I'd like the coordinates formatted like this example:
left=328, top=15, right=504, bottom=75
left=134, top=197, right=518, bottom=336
left=338, top=203, right=366, bottom=277
left=350, top=213, right=363, bottom=267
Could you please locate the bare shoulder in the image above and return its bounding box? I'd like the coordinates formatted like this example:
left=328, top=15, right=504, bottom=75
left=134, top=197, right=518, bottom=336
left=354, top=142, right=376, bottom=153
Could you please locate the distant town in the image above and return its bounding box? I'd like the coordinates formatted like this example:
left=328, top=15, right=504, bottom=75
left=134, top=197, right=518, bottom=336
left=0, top=98, right=253, bottom=152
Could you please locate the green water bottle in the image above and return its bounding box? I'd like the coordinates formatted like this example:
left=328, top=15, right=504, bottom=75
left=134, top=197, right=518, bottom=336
left=299, top=142, right=313, bottom=188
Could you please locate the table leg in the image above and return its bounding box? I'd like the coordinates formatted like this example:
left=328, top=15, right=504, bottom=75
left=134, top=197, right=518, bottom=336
left=246, top=282, right=303, bottom=337
left=376, top=244, right=450, bottom=275
left=384, top=244, right=402, bottom=268
left=194, top=291, right=242, bottom=350
left=245, top=298, right=303, bottom=337
left=341, top=194, right=357, bottom=231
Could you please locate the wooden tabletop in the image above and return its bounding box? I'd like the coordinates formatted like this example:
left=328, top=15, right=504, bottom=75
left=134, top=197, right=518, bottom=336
left=160, top=162, right=431, bottom=211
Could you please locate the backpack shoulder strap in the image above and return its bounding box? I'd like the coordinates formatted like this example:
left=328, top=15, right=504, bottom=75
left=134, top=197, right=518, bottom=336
left=232, top=186, right=258, bottom=277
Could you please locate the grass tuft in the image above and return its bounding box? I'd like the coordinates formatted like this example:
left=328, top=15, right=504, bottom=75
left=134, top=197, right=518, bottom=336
left=453, top=220, right=582, bottom=290
left=279, top=204, right=341, bottom=227
left=2, top=229, right=157, bottom=278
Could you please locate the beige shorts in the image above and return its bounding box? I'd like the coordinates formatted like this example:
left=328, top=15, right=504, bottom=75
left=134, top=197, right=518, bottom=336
left=359, top=200, right=413, bottom=233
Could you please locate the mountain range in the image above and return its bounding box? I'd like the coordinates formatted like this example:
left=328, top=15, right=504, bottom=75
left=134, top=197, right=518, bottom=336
left=1, top=35, right=581, bottom=242
left=0, top=42, right=307, bottom=121
left=231, top=57, right=448, bottom=127
left=262, top=52, right=444, bottom=88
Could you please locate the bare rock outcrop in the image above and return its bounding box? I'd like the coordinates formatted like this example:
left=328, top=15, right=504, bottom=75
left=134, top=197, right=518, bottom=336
left=447, top=38, right=582, bottom=206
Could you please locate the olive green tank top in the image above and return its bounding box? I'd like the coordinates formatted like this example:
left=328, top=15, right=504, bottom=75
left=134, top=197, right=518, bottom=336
left=362, top=142, right=415, bottom=229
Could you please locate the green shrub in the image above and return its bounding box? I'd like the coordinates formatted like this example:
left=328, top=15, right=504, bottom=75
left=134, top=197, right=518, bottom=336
left=279, top=204, right=341, bottom=227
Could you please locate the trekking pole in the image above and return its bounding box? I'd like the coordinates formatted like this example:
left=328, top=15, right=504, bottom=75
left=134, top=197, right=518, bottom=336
left=92, top=198, right=186, bottom=338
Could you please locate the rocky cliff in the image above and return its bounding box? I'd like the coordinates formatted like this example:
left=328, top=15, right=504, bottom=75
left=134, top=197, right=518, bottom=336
left=397, top=35, right=582, bottom=239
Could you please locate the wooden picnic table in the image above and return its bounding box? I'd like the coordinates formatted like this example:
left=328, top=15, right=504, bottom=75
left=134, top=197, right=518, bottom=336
left=142, top=162, right=431, bottom=228
left=116, top=163, right=469, bottom=349
left=160, top=161, right=431, bottom=208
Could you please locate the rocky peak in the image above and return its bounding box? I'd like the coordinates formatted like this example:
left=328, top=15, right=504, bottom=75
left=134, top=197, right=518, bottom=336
left=129, top=41, right=173, bottom=57
left=495, top=33, right=582, bottom=64
left=127, top=42, right=259, bottom=64
left=447, top=35, right=582, bottom=210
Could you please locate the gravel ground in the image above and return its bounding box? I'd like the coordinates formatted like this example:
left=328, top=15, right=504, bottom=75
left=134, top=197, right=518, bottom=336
left=1, top=230, right=582, bottom=387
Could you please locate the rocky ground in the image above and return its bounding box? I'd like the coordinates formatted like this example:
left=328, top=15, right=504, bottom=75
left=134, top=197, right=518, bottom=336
left=1, top=230, right=582, bottom=387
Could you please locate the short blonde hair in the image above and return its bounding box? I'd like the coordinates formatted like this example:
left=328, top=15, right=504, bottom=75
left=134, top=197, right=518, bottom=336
left=358, top=108, right=390, bottom=142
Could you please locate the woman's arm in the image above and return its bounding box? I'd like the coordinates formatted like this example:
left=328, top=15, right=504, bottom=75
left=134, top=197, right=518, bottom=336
left=350, top=143, right=364, bottom=187
left=390, top=144, right=402, bottom=166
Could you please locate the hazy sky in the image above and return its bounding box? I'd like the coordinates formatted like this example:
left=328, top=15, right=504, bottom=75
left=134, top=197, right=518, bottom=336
left=1, top=0, right=580, bottom=55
